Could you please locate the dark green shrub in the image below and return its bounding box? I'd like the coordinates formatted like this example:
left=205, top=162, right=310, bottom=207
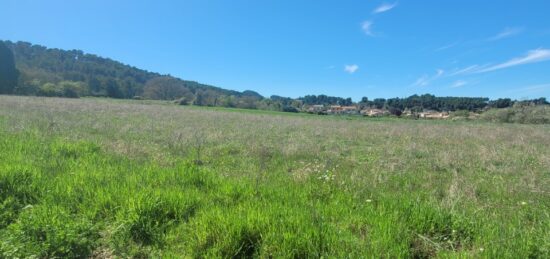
left=389, top=107, right=403, bottom=117
left=282, top=106, right=299, bottom=113
left=63, top=87, right=79, bottom=98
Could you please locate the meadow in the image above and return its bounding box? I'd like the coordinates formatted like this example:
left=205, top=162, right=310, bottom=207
left=0, top=95, right=549, bottom=258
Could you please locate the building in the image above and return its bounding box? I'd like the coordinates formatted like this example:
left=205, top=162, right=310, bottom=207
left=307, top=105, right=325, bottom=113
left=361, top=108, right=389, bottom=117
left=328, top=105, right=359, bottom=115
left=419, top=111, right=450, bottom=119
left=327, top=105, right=342, bottom=114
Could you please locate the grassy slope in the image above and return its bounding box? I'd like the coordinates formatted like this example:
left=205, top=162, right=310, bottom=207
left=0, top=96, right=549, bottom=258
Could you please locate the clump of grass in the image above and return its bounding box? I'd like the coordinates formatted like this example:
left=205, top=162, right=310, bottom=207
left=51, top=139, right=101, bottom=160
left=405, top=203, right=476, bottom=257
left=0, top=169, right=40, bottom=228
left=113, top=192, right=200, bottom=248
left=0, top=205, right=99, bottom=258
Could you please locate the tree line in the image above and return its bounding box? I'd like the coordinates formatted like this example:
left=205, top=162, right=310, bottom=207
left=1, top=40, right=548, bottom=113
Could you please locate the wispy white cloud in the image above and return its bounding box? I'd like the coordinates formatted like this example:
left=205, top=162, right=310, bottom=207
left=361, top=21, right=374, bottom=36
left=344, top=64, right=359, bottom=74
left=412, top=75, right=430, bottom=87
left=450, top=80, right=467, bottom=88
left=449, top=65, right=484, bottom=76
left=435, top=42, right=459, bottom=52
left=487, top=27, right=524, bottom=41
left=362, top=2, right=397, bottom=37
left=476, top=48, right=550, bottom=73
left=450, top=49, right=550, bottom=75
left=411, top=69, right=444, bottom=87
left=373, top=2, right=398, bottom=14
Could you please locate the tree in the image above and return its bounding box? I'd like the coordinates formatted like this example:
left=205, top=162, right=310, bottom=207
left=194, top=90, right=206, bottom=106
left=59, top=81, right=86, bottom=98
left=489, top=98, right=513, bottom=108
left=389, top=107, right=403, bottom=116
left=38, top=83, right=62, bottom=97
left=372, top=98, right=386, bottom=109
left=338, top=97, right=353, bottom=106
left=533, top=97, right=548, bottom=105
left=282, top=106, right=299, bottom=113
left=358, top=97, right=369, bottom=109
left=0, top=41, right=19, bottom=94
left=143, top=77, right=187, bottom=100
left=236, top=96, right=259, bottom=109
left=14, top=72, right=40, bottom=95
left=105, top=79, right=123, bottom=98
left=88, top=77, right=102, bottom=94
left=176, top=89, right=195, bottom=105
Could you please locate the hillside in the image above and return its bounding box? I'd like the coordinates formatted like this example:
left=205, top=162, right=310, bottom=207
left=3, top=40, right=263, bottom=107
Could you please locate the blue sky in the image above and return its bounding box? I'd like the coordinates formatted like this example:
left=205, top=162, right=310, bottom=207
left=2, top=0, right=550, bottom=100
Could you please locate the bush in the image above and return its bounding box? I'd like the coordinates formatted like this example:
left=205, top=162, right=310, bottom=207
left=62, top=87, right=79, bottom=98
left=389, top=107, right=403, bottom=117
left=38, top=83, right=63, bottom=97
left=37, top=81, right=85, bottom=98
left=176, top=97, right=192, bottom=105
left=450, top=110, right=470, bottom=118
left=480, top=105, right=550, bottom=124
left=282, top=106, right=299, bottom=113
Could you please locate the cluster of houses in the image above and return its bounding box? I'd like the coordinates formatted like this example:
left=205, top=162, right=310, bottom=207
left=306, top=105, right=450, bottom=119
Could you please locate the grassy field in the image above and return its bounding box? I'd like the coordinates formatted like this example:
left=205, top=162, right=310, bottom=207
left=0, top=95, right=549, bottom=258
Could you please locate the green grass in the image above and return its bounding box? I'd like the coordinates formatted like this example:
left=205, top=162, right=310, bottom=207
left=0, top=95, right=549, bottom=258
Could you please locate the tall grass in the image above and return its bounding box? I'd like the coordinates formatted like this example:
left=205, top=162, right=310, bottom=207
left=481, top=105, right=550, bottom=124
left=0, top=96, right=549, bottom=258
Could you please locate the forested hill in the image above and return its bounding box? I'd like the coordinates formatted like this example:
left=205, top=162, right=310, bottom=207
left=3, top=40, right=264, bottom=107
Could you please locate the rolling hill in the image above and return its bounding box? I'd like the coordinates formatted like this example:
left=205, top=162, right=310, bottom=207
left=2, top=40, right=264, bottom=107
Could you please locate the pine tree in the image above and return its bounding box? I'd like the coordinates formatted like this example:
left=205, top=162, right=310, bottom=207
left=0, top=42, right=19, bottom=94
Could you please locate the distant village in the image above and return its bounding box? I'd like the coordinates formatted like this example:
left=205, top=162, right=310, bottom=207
left=305, top=104, right=451, bottom=119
